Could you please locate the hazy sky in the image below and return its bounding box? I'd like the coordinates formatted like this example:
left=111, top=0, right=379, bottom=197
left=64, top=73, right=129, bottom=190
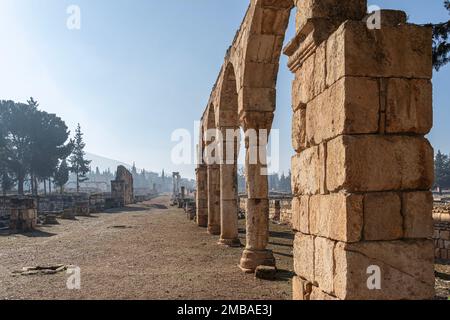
left=0, top=0, right=449, bottom=179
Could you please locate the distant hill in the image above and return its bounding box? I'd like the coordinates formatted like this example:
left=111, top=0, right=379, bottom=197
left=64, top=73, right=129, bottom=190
left=85, top=152, right=132, bottom=172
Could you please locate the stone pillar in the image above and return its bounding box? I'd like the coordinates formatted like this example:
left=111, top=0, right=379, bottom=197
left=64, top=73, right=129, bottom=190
left=286, top=1, right=434, bottom=300
left=218, top=127, right=241, bottom=247
left=273, top=200, right=281, bottom=222
left=239, top=111, right=276, bottom=272
left=196, top=165, right=208, bottom=227
left=207, top=164, right=221, bottom=235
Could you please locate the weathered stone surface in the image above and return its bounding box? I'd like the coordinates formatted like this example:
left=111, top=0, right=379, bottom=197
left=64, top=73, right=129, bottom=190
left=293, top=276, right=312, bottom=300
left=310, top=286, right=339, bottom=300
left=334, top=240, right=435, bottom=300
left=292, top=108, right=307, bottom=152
left=207, top=165, right=221, bottom=235
left=238, top=87, right=276, bottom=112
left=296, top=0, right=367, bottom=31
left=291, top=145, right=324, bottom=196
left=306, top=77, right=379, bottom=145
left=327, top=135, right=434, bottom=193
left=327, top=21, right=432, bottom=86
left=291, top=196, right=309, bottom=234
left=385, top=79, right=433, bottom=134
left=403, top=191, right=434, bottom=239
left=255, top=266, right=277, bottom=280
left=293, top=53, right=315, bottom=108
left=314, top=237, right=335, bottom=294
left=313, top=42, right=327, bottom=97
left=111, top=166, right=134, bottom=206
left=245, top=199, right=269, bottom=250
left=363, top=192, right=403, bottom=241
left=309, top=193, right=363, bottom=243
left=293, top=233, right=315, bottom=282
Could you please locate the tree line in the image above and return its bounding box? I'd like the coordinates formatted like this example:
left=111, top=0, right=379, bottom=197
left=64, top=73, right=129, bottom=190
left=0, top=99, right=91, bottom=195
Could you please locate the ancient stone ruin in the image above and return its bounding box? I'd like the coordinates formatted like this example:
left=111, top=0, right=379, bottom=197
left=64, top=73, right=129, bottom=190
left=111, top=165, right=134, bottom=207
left=195, top=0, right=435, bottom=300
left=433, top=203, right=450, bottom=261
left=9, top=197, right=37, bottom=233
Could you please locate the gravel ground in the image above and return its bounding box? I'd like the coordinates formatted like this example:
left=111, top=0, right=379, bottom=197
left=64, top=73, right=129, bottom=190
left=0, top=195, right=448, bottom=300
left=0, top=196, right=293, bottom=300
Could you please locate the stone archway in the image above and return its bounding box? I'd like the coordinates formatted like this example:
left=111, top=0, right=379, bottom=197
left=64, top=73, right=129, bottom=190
left=196, top=0, right=435, bottom=300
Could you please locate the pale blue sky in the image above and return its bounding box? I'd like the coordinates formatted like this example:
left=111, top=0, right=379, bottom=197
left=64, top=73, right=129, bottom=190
left=0, top=0, right=448, bottom=179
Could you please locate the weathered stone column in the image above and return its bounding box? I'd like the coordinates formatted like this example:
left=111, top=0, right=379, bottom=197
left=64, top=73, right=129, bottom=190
left=196, top=165, right=208, bottom=227
left=287, top=0, right=435, bottom=300
left=207, top=164, right=221, bottom=235
left=218, top=127, right=241, bottom=247
left=239, top=111, right=276, bottom=272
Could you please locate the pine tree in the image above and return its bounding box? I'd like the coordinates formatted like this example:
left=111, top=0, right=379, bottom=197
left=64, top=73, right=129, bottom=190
left=54, top=159, right=69, bottom=194
left=435, top=150, right=450, bottom=193
left=69, top=124, right=91, bottom=193
left=432, top=1, right=450, bottom=70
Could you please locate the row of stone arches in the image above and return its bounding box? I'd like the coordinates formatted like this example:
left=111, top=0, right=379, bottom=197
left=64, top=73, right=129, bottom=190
left=196, top=0, right=435, bottom=300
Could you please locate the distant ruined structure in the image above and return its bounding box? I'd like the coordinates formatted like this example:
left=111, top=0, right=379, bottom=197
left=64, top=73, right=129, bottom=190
left=111, top=166, right=134, bottom=207
left=195, top=0, right=435, bottom=300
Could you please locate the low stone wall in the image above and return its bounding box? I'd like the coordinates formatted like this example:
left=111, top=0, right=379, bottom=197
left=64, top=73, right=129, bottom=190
left=433, top=203, right=450, bottom=261
left=269, top=198, right=293, bottom=226
left=240, top=196, right=293, bottom=225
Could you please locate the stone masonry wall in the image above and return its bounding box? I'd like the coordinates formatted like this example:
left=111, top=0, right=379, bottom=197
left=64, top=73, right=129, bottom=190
left=286, top=1, right=434, bottom=300
left=111, top=165, right=134, bottom=206
left=433, top=205, right=450, bottom=261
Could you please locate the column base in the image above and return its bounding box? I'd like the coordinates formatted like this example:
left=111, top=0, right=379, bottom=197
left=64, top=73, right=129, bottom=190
left=218, top=238, right=242, bottom=248
left=208, top=225, right=221, bottom=236
left=239, top=249, right=276, bottom=273
left=197, top=215, right=208, bottom=228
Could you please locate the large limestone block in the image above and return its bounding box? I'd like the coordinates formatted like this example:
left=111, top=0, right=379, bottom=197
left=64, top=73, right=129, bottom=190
left=247, top=34, right=284, bottom=64
left=403, top=191, right=434, bottom=239
left=327, top=21, right=432, bottom=87
left=293, top=233, right=315, bottom=282
left=363, top=192, right=403, bottom=241
left=293, top=53, right=315, bottom=109
left=314, top=237, right=335, bottom=294
left=291, top=196, right=309, bottom=234
left=306, top=77, right=379, bottom=145
left=293, top=276, right=312, bottom=300
left=238, top=87, right=276, bottom=112
left=310, top=286, right=339, bottom=300
left=292, top=108, right=307, bottom=152
left=253, top=5, right=292, bottom=36
left=327, top=135, right=434, bottom=193
left=295, top=0, right=367, bottom=31
left=291, top=145, right=325, bottom=195
left=334, top=240, right=435, bottom=300
left=385, top=78, right=433, bottom=134
left=243, top=62, right=279, bottom=88
left=309, top=193, right=363, bottom=243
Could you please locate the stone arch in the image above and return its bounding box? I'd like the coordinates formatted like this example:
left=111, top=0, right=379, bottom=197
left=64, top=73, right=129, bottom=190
left=196, top=0, right=435, bottom=300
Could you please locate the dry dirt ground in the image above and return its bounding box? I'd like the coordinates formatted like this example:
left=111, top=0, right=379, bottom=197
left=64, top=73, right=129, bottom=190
left=0, top=195, right=293, bottom=300
left=0, top=195, right=448, bottom=300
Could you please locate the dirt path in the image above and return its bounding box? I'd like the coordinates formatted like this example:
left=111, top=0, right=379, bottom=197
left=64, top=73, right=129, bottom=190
left=0, top=196, right=293, bottom=300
